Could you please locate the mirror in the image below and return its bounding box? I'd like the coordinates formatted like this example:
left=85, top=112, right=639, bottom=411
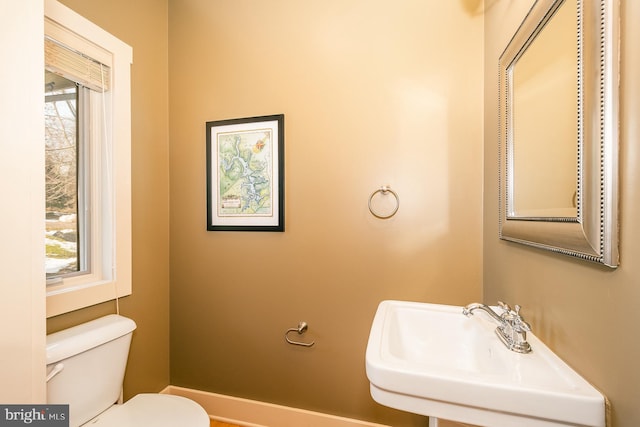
left=499, top=0, right=619, bottom=267
left=511, top=0, right=578, bottom=218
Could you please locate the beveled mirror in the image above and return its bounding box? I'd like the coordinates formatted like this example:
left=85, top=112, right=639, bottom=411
left=499, top=0, right=620, bottom=267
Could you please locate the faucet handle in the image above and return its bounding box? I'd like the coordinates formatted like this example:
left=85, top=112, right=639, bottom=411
left=515, top=318, right=532, bottom=332
left=512, top=305, right=531, bottom=331
left=497, top=301, right=511, bottom=313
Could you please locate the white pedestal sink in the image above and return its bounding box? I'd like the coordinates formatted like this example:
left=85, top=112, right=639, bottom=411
left=365, top=300, right=606, bottom=427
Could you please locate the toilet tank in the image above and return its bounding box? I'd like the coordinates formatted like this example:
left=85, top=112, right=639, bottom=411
left=46, top=315, right=137, bottom=427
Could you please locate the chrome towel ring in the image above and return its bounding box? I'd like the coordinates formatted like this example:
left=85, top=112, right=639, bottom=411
left=368, top=185, right=399, bottom=219
left=285, top=321, right=315, bottom=347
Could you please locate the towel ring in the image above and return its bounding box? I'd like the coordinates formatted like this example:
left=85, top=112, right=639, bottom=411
left=368, top=186, right=399, bottom=219
left=285, top=321, right=315, bottom=347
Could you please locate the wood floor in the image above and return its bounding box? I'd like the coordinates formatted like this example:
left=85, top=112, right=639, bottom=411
left=210, top=420, right=244, bottom=427
left=211, top=416, right=473, bottom=427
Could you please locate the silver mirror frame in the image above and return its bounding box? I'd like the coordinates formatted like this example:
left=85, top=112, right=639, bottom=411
left=499, top=0, right=620, bottom=267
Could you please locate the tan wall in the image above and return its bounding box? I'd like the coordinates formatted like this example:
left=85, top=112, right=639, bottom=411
left=168, top=1, right=483, bottom=426
left=46, top=0, right=171, bottom=400
left=484, top=1, right=640, bottom=426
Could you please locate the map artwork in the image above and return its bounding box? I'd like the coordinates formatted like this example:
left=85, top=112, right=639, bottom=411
left=217, top=129, right=273, bottom=217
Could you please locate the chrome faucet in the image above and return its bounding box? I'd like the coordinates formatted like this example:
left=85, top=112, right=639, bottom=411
left=463, top=301, right=532, bottom=354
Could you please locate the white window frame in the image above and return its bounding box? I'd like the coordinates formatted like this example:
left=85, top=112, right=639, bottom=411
left=45, top=0, right=132, bottom=318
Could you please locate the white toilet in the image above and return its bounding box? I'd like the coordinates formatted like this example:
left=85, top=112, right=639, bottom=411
left=46, top=314, right=209, bottom=427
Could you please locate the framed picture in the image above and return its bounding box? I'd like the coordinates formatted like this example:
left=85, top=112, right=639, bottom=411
left=206, top=114, right=284, bottom=231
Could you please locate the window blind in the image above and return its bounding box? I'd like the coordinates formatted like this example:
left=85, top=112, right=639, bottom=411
left=45, top=37, right=110, bottom=92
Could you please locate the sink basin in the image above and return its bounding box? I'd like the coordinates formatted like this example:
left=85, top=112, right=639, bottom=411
left=365, top=300, right=605, bottom=427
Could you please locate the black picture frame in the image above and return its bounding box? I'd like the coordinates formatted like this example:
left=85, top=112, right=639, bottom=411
left=206, top=114, right=284, bottom=231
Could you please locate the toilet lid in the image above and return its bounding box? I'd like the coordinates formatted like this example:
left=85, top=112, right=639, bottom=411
left=84, top=394, right=209, bottom=427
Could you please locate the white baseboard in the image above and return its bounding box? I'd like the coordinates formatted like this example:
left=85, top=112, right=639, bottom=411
left=162, top=385, right=391, bottom=427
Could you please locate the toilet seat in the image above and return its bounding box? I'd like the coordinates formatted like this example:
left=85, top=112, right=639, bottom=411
left=83, top=394, right=209, bottom=426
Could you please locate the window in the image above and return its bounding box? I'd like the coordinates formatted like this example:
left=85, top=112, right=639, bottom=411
left=45, top=72, right=83, bottom=279
left=45, top=0, right=132, bottom=317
